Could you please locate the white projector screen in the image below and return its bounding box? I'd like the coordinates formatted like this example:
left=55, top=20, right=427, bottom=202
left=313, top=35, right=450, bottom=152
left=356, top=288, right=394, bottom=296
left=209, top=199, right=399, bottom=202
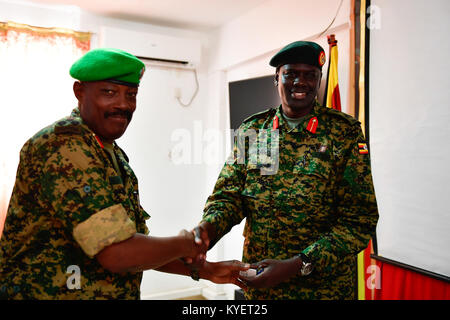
left=370, top=0, right=450, bottom=277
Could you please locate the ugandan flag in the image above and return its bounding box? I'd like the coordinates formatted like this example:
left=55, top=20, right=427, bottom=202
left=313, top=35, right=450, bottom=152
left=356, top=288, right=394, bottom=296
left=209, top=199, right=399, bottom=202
left=358, top=143, right=369, bottom=154
left=323, top=34, right=341, bottom=111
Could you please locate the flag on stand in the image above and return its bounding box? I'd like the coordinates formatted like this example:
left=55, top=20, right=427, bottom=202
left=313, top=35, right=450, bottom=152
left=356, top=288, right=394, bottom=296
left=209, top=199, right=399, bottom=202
left=323, top=34, right=341, bottom=111
left=323, top=34, right=378, bottom=300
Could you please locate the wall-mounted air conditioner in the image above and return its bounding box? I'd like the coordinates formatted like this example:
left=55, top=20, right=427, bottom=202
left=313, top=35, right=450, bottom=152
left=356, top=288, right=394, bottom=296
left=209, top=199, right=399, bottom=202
left=100, top=26, right=201, bottom=69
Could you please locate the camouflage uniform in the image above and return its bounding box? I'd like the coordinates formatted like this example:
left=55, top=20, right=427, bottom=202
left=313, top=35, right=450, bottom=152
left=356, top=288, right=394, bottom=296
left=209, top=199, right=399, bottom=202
left=0, top=108, right=150, bottom=300
left=203, top=103, right=379, bottom=299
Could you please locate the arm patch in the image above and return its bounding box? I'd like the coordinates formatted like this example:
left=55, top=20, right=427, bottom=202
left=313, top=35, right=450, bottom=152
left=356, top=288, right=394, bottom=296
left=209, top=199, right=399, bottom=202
left=73, top=204, right=137, bottom=258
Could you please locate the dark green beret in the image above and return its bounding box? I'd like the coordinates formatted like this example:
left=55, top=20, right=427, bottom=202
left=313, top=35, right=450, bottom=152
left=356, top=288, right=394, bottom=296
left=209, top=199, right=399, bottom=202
left=269, top=41, right=326, bottom=70
left=70, top=48, right=145, bottom=87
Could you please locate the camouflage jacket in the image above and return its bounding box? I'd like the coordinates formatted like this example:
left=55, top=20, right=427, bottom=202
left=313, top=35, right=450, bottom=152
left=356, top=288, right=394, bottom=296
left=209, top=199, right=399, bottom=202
left=203, top=103, right=379, bottom=299
left=0, top=108, right=150, bottom=300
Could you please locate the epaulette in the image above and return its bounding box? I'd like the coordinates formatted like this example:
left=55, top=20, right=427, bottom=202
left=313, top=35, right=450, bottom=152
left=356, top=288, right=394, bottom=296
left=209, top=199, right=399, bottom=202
left=242, top=108, right=276, bottom=124
left=54, top=118, right=83, bottom=135
left=325, top=108, right=360, bottom=126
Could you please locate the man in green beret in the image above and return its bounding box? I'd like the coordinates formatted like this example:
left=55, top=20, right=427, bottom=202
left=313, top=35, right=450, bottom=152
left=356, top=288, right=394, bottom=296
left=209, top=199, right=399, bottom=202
left=194, top=41, right=379, bottom=299
left=0, top=48, right=249, bottom=299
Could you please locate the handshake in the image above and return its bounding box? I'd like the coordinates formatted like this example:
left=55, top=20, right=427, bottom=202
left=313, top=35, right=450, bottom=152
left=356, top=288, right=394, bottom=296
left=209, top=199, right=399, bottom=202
left=178, top=223, right=295, bottom=291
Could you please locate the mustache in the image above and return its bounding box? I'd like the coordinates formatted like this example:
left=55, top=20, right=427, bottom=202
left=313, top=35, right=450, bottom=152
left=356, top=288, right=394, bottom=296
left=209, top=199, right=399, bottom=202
left=104, top=110, right=133, bottom=122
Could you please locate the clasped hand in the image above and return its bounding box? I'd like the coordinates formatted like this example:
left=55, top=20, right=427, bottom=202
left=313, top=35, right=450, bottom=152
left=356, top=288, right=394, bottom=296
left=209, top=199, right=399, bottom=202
left=178, top=227, right=209, bottom=264
left=179, top=225, right=250, bottom=291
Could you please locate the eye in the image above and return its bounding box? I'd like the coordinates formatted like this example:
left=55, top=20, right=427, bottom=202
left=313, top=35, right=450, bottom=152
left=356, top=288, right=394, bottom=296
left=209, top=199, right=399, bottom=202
left=127, top=91, right=138, bottom=99
left=305, top=73, right=317, bottom=80
left=283, top=72, right=296, bottom=80
left=101, top=89, right=115, bottom=96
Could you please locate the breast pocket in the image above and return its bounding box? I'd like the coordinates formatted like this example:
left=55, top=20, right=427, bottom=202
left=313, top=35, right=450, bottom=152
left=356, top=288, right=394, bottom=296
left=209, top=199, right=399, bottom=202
left=242, top=164, right=271, bottom=199
left=274, top=158, right=333, bottom=233
left=291, top=156, right=332, bottom=205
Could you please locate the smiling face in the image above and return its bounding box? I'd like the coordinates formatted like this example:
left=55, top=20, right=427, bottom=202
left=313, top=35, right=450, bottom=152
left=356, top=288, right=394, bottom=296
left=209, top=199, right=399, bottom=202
left=276, top=63, right=322, bottom=118
left=73, top=81, right=138, bottom=143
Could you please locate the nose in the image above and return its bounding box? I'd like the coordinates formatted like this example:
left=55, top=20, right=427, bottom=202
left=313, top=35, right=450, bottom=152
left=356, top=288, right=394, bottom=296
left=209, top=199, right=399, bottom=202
left=116, top=89, right=136, bottom=112
left=116, top=96, right=129, bottom=110
left=293, top=73, right=307, bottom=86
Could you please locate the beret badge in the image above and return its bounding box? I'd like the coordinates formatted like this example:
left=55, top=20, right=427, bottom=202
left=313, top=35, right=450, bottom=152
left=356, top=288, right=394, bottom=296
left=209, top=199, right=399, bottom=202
left=318, top=51, right=326, bottom=67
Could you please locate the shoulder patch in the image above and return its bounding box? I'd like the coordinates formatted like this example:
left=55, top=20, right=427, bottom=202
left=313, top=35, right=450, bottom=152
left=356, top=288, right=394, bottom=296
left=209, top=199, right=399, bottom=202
left=242, top=108, right=276, bottom=124
left=325, top=108, right=360, bottom=126
left=54, top=118, right=83, bottom=135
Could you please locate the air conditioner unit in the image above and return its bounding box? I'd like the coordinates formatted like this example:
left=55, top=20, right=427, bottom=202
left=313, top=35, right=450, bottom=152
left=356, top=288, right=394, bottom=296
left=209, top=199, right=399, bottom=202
left=100, top=26, right=201, bottom=68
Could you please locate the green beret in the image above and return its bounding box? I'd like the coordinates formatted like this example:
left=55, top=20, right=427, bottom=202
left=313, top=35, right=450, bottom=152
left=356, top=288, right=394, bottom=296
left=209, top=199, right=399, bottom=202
left=70, top=48, right=145, bottom=87
left=269, top=41, right=326, bottom=69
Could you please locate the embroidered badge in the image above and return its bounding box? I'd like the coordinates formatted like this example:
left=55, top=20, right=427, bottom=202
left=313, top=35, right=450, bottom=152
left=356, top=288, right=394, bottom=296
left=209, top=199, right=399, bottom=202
left=318, top=51, right=326, bottom=66
left=358, top=143, right=369, bottom=154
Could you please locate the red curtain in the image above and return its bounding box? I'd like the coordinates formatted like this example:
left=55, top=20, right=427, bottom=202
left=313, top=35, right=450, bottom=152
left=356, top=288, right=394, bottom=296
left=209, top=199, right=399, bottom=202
left=374, top=260, right=450, bottom=300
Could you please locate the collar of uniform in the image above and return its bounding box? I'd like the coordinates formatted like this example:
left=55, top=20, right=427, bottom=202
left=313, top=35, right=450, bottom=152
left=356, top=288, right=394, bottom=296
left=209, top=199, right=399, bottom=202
left=71, top=107, right=81, bottom=118
left=70, top=107, right=92, bottom=134
left=296, top=101, right=326, bottom=134
left=70, top=107, right=121, bottom=141
left=275, top=100, right=325, bottom=134
left=69, top=107, right=112, bottom=150
left=274, top=105, right=289, bottom=132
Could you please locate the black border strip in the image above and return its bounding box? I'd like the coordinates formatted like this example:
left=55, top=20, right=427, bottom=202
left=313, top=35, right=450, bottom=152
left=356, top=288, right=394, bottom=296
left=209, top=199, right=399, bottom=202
left=365, top=0, right=378, bottom=256
left=322, top=41, right=331, bottom=106
left=135, top=56, right=189, bottom=65
left=364, top=0, right=371, bottom=146
left=371, top=255, right=450, bottom=283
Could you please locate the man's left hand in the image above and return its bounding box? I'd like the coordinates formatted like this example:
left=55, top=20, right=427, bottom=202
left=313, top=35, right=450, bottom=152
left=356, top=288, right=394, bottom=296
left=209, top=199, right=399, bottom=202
left=238, top=258, right=301, bottom=288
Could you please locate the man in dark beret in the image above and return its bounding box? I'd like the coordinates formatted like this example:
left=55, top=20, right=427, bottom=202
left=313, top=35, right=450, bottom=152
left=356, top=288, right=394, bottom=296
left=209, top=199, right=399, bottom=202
left=0, top=48, right=249, bottom=299
left=195, top=41, right=379, bottom=299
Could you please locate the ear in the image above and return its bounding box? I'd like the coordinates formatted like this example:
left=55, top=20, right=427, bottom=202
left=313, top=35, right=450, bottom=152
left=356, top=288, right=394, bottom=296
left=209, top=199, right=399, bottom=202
left=73, top=81, right=84, bottom=103
left=274, top=73, right=279, bottom=86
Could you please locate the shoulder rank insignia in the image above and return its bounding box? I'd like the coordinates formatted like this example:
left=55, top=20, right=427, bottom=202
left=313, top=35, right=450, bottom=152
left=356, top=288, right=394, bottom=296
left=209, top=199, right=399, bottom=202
left=272, top=115, right=279, bottom=130
left=307, top=117, right=318, bottom=134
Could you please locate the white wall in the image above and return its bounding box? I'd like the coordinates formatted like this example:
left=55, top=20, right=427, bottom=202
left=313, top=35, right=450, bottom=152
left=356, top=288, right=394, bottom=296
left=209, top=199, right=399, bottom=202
left=0, top=1, right=87, bottom=237
left=370, top=0, right=450, bottom=277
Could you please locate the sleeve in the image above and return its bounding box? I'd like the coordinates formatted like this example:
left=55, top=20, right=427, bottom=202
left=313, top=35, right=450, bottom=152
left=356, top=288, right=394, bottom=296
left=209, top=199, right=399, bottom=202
left=40, top=135, right=136, bottom=257
left=202, top=135, right=248, bottom=246
left=302, top=125, right=379, bottom=275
